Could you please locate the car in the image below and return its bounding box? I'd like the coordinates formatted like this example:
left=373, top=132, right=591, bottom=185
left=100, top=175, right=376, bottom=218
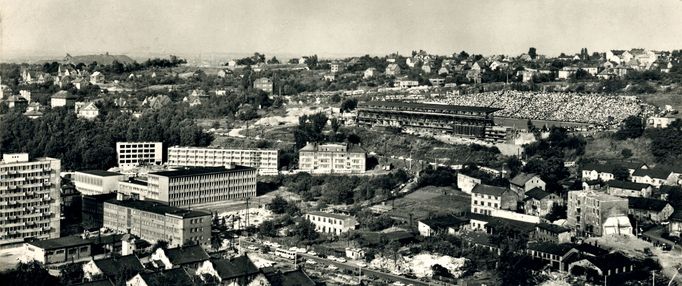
left=305, top=260, right=317, bottom=265
left=328, top=265, right=338, bottom=271
left=356, top=262, right=368, bottom=268
left=337, top=258, right=347, bottom=263
left=247, top=245, right=259, bottom=251
left=308, top=251, right=318, bottom=256
left=328, top=256, right=339, bottom=262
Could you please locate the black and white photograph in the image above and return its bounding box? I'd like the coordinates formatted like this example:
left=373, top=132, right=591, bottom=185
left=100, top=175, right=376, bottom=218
left=1, top=0, right=682, bottom=285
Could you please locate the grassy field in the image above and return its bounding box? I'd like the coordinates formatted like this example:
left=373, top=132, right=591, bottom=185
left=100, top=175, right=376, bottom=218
left=639, top=93, right=682, bottom=116
left=583, top=132, right=654, bottom=163
left=387, top=186, right=470, bottom=221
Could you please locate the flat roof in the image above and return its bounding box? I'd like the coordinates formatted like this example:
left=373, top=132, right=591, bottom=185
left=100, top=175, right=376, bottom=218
left=307, top=211, right=354, bottom=220
left=28, top=235, right=91, bottom=250
left=105, top=199, right=210, bottom=218
left=77, top=170, right=123, bottom=177
left=149, top=166, right=256, bottom=178
left=360, top=101, right=502, bottom=114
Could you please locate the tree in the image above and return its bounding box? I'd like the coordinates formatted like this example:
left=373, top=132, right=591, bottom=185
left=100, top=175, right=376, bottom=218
left=431, top=264, right=453, bottom=278
left=545, top=204, right=567, bottom=222
left=621, top=148, right=633, bottom=159
left=268, top=196, right=289, bottom=214
left=340, top=98, right=358, bottom=112
left=59, top=263, right=84, bottom=285
left=528, top=47, right=537, bottom=59
left=615, top=116, right=644, bottom=140
left=293, top=219, right=319, bottom=241
left=267, top=56, right=280, bottom=64
left=0, top=261, right=60, bottom=286
left=612, top=166, right=630, bottom=181
left=258, top=220, right=278, bottom=237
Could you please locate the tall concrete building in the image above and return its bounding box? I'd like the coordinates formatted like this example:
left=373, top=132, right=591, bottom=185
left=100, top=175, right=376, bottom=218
left=115, top=142, right=163, bottom=169
left=0, top=153, right=61, bottom=246
left=167, top=146, right=278, bottom=176
left=567, top=190, right=629, bottom=236
left=103, top=199, right=211, bottom=247
left=298, top=143, right=366, bottom=174
left=73, top=170, right=125, bottom=195
left=147, top=166, right=257, bottom=208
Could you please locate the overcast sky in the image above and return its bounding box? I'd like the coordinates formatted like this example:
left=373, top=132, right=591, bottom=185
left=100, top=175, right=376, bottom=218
left=1, top=0, right=681, bottom=59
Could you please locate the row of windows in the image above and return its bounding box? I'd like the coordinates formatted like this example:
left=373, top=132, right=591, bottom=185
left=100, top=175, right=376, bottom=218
left=472, top=200, right=499, bottom=208
left=308, top=215, right=343, bottom=225
left=472, top=193, right=500, bottom=200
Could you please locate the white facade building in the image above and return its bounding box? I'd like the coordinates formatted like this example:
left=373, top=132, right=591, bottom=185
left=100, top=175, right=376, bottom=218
left=298, top=143, right=365, bottom=174
left=115, top=142, right=163, bottom=169
left=167, top=146, right=278, bottom=176
left=304, top=212, right=358, bottom=235
left=73, top=170, right=125, bottom=196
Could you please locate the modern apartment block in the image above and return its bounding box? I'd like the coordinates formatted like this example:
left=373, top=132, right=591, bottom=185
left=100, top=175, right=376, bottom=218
left=115, top=142, right=163, bottom=169
left=298, top=143, right=366, bottom=174
left=167, top=146, right=279, bottom=176
left=304, top=212, right=358, bottom=235
left=0, top=153, right=61, bottom=246
left=147, top=166, right=257, bottom=208
left=567, top=190, right=629, bottom=236
left=73, top=170, right=126, bottom=196
left=103, top=199, right=211, bottom=247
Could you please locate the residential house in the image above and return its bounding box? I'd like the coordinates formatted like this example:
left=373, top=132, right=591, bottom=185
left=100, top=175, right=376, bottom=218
left=396, top=79, right=419, bottom=89
left=437, top=66, right=449, bottom=75
left=305, top=212, right=358, bottom=235
left=195, top=256, right=264, bottom=286
left=216, top=69, right=232, bottom=78
left=262, top=268, right=316, bottom=286
left=631, top=168, right=672, bottom=188
left=253, top=77, right=273, bottom=93
left=150, top=245, right=210, bottom=274
left=77, top=102, right=100, bottom=120
left=510, top=172, right=546, bottom=197
left=51, top=90, right=77, bottom=108
left=5, top=95, right=28, bottom=110
left=606, top=180, right=653, bottom=198
left=524, top=187, right=563, bottom=217
left=531, top=223, right=572, bottom=243
left=83, top=255, right=144, bottom=283
left=470, top=184, right=518, bottom=215
left=428, top=78, right=445, bottom=86
left=627, top=197, right=674, bottom=223
left=466, top=70, right=482, bottom=84
left=363, top=68, right=377, bottom=79
left=385, top=63, right=401, bottom=76
left=126, top=268, right=195, bottom=286
left=668, top=211, right=682, bottom=237
left=417, top=215, right=469, bottom=237
left=90, top=71, right=104, bottom=85
left=421, top=64, right=432, bottom=74
left=330, top=62, right=344, bottom=73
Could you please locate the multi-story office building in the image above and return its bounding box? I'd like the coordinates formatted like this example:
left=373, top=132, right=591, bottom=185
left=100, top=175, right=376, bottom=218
left=298, top=143, right=366, bottom=174
left=567, top=190, right=629, bottom=236
left=115, top=142, right=163, bottom=169
left=304, top=212, right=358, bottom=235
left=73, top=170, right=125, bottom=195
left=117, top=178, right=155, bottom=200
left=167, top=146, right=278, bottom=176
left=0, top=153, right=61, bottom=246
left=103, top=199, right=211, bottom=247
left=147, top=166, right=257, bottom=208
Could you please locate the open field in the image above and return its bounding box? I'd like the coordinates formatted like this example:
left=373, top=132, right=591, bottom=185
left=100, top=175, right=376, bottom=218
left=583, top=132, right=655, bottom=163
left=387, top=186, right=470, bottom=220
left=639, top=93, right=682, bottom=116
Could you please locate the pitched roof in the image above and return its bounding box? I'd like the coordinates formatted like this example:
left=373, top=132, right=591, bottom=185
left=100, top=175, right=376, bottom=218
left=525, top=187, right=554, bottom=201
left=93, top=255, right=144, bottom=279
left=420, top=215, right=469, bottom=230
left=211, top=256, right=259, bottom=280
left=633, top=168, right=672, bottom=180
left=670, top=210, right=682, bottom=222
left=280, top=269, right=316, bottom=286
left=585, top=252, right=632, bottom=271
left=527, top=242, right=574, bottom=256
left=607, top=180, right=651, bottom=190
left=581, top=163, right=619, bottom=173
left=510, top=173, right=540, bottom=187
left=138, top=268, right=194, bottom=286
left=628, top=197, right=670, bottom=212
left=536, top=222, right=570, bottom=234
left=472, top=184, right=511, bottom=197
left=165, top=245, right=210, bottom=265
left=73, top=280, right=115, bottom=286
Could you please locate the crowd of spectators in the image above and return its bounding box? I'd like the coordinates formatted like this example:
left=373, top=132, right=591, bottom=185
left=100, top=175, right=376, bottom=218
left=434, top=90, right=655, bottom=126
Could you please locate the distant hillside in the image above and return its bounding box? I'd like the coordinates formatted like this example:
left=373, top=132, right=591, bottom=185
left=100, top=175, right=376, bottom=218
left=62, top=53, right=136, bottom=65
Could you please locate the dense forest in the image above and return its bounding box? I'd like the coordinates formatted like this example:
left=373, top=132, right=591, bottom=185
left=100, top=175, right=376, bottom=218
left=0, top=104, right=212, bottom=170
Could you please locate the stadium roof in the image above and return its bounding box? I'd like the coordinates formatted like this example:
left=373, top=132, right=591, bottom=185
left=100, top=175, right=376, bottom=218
left=360, top=101, right=502, bottom=114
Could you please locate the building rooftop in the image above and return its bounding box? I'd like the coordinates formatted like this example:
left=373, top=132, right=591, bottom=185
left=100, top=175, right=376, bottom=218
left=93, top=254, right=144, bottom=279
left=307, top=211, right=355, bottom=221
left=164, top=244, right=210, bottom=265
left=525, top=187, right=554, bottom=201
left=149, top=166, right=256, bottom=177
left=77, top=170, right=123, bottom=177
left=510, top=172, right=539, bottom=187
left=120, top=178, right=148, bottom=186
left=138, top=268, right=194, bottom=286
left=420, top=215, right=469, bottom=230
left=105, top=199, right=210, bottom=219
left=28, top=235, right=91, bottom=250
left=536, top=222, right=570, bottom=234
left=211, top=256, right=260, bottom=280
left=527, top=242, right=574, bottom=256
left=359, top=101, right=501, bottom=114
left=607, top=180, right=651, bottom=190
left=472, top=184, right=510, bottom=197
left=633, top=168, right=673, bottom=180
left=628, top=197, right=670, bottom=212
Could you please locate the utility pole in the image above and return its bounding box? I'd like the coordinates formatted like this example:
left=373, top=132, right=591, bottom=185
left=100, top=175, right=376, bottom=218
left=244, top=197, right=250, bottom=229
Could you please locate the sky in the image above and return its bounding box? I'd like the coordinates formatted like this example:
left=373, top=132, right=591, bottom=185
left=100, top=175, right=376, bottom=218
left=1, top=0, right=682, bottom=60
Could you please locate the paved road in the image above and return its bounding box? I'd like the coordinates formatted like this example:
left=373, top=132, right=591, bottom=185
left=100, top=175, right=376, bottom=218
left=643, top=226, right=682, bottom=253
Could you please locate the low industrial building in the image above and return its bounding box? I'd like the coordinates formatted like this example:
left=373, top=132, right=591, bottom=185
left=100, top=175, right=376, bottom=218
left=73, top=170, right=125, bottom=195
left=304, top=212, right=358, bottom=235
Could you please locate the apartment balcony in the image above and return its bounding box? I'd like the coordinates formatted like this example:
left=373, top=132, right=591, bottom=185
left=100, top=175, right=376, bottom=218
left=42, top=226, right=52, bottom=232
left=43, top=168, right=51, bottom=172
left=8, top=170, right=17, bottom=175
